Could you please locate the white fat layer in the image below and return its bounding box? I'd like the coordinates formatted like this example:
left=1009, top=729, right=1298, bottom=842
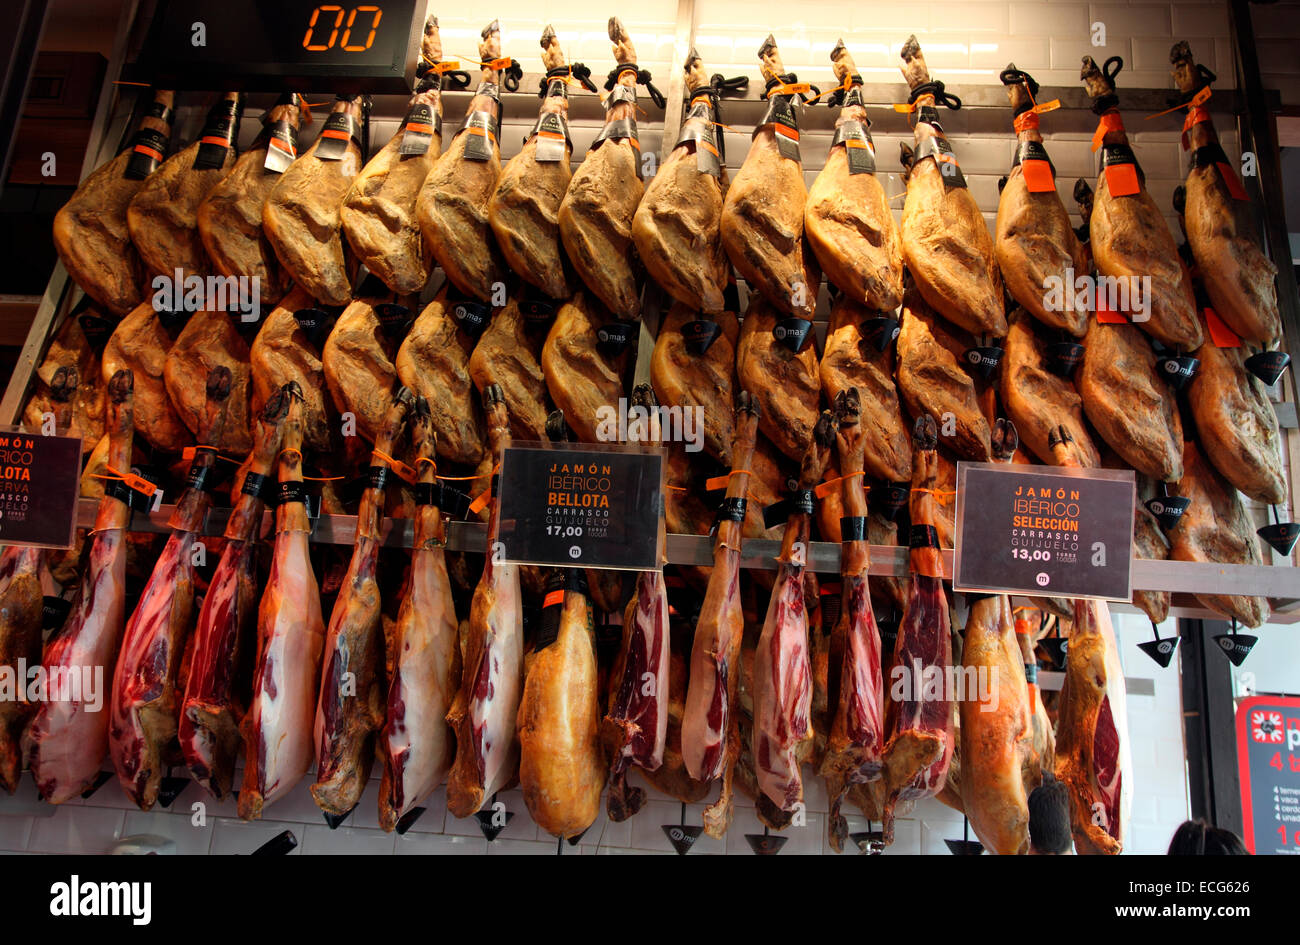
left=472, top=564, right=522, bottom=800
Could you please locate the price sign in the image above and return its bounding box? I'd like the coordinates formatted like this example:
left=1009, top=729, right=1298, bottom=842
left=953, top=462, right=1134, bottom=601
left=495, top=443, right=663, bottom=571
left=0, top=430, right=82, bottom=549
left=1237, top=695, right=1300, bottom=855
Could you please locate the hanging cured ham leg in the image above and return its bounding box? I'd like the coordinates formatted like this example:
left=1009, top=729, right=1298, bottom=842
left=542, top=292, right=629, bottom=445
left=238, top=388, right=327, bottom=819
left=738, top=295, right=820, bottom=463
left=881, top=415, right=955, bottom=842
left=805, top=40, right=903, bottom=311
left=313, top=389, right=414, bottom=817
left=128, top=92, right=242, bottom=282
left=467, top=296, right=550, bottom=444
left=1081, top=56, right=1201, bottom=351
left=446, top=386, right=524, bottom=817
left=53, top=89, right=173, bottom=315
left=341, top=18, right=443, bottom=294
left=417, top=21, right=507, bottom=301
left=558, top=17, right=645, bottom=318
left=109, top=368, right=236, bottom=809
left=959, top=419, right=1035, bottom=855
left=603, top=386, right=670, bottom=821
left=721, top=35, right=816, bottom=319
left=650, top=304, right=738, bottom=465
left=179, top=385, right=291, bottom=798
left=632, top=48, right=730, bottom=312
left=1170, top=42, right=1279, bottom=343
left=0, top=547, right=46, bottom=793
left=753, top=410, right=835, bottom=825
left=102, top=303, right=193, bottom=453
left=995, top=67, right=1088, bottom=337
left=489, top=25, right=579, bottom=301
left=681, top=394, right=760, bottom=837
left=24, top=370, right=135, bottom=803
left=898, top=37, right=1005, bottom=338
left=264, top=95, right=365, bottom=306
left=1001, top=309, right=1099, bottom=466
left=198, top=93, right=306, bottom=309
left=379, top=399, right=460, bottom=830
left=820, top=390, right=886, bottom=853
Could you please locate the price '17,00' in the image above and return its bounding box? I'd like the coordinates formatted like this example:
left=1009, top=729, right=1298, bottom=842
left=546, top=525, right=583, bottom=537
left=1012, top=549, right=1052, bottom=562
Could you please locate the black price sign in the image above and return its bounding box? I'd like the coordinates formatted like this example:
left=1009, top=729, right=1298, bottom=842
left=496, top=444, right=664, bottom=571
left=953, top=463, right=1134, bottom=601
left=1236, top=695, right=1300, bottom=855
left=0, top=431, right=82, bottom=549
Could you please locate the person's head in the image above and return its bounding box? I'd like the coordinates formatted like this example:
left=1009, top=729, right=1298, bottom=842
left=1166, top=819, right=1248, bottom=855
left=1027, top=777, right=1073, bottom=854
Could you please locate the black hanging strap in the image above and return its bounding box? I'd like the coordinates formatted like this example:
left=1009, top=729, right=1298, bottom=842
left=823, top=74, right=863, bottom=108
left=501, top=58, right=524, bottom=92
left=605, top=64, right=666, bottom=109
left=1090, top=56, right=1124, bottom=115
left=539, top=62, right=599, bottom=96
left=763, top=72, right=820, bottom=105
left=907, top=79, right=961, bottom=110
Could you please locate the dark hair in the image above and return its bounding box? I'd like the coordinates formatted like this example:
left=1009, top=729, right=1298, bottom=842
left=1167, top=819, right=1248, bottom=855
left=1028, top=778, right=1072, bottom=854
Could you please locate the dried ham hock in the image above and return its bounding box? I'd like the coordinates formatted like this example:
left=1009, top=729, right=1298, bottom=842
left=379, top=399, right=461, bottom=830
left=805, top=40, right=904, bottom=312
left=558, top=17, right=645, bottom=318
left=0, top=548, right=47, bottom=793
left=24, top=370, right=135, bottom=802
left=102, top=303, right=193, bottom=453
left=899, top=37, right=1005, bottom=338
left=467, top=296, right=551, bottom=444
left=721, top=35, right=817, bottom=319
left=681, top=394, right=760, bottom=837
left=238, top=388, right=327, bottom=818
left=650, top=304, right=737, bottom=465
left=180, top=385, right=291, bottom=798
left=341, top=18, right=443, bottom=295
left=417, top=21, right=507, bottom=301
left=737, top=294, right=820, bottom=463
left=446, top=386, right=524, bottom=816
left=22, top=310, right=106, bottom=448
left=1002, top=308, right=1099, bottom=466
left=164, top=309, right=254, bottom=455
left=53, top=89, right=173, bottom=315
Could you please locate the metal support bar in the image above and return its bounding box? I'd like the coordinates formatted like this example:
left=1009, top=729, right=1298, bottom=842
left=1180, top=618, right=1244, bottom=835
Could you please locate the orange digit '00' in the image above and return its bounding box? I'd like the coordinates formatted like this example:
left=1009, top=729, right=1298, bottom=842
left=302, top=5, right=345, bottom=51
left=302, top=4, right=382, bottom=52
left=342, top=6, right=383, bottom=51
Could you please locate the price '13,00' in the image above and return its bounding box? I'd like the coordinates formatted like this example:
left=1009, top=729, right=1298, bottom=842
left=1012, top=549, right=1052, bottom=562
left=302, top=5, right=383, bottom=52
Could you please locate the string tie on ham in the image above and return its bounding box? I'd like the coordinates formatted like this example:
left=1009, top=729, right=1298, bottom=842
left=604, top=64, right=666, bottom=109
left=1087, top=55, right=1124, bottom=114
left=906, top=79, right=961, bottom=110
left=763, top=72, right=820, bottom=104
left=539, top=63, right=598, bottom=96
left=821, top=73, right=864, bottom=108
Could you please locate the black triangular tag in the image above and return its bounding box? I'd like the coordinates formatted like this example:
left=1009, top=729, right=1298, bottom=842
left=597, top=319, right=636, bottom=355
left=1213, top=632, right=1258, bottom=666
left=566, top=827, right=589, bottom=846
left=78, top=312, right=116, bottom=353
left=1040, top=636, right=1069, bottom=670
left=682, top=318, right=722, bottom=355
left=395, top=807, right=426, bottom=835
left=1159, top=355, right=1199, bottom=392
left=322, top=806, right=355, bottom=830
left=774, top=317, right=813, bottom=352
left=251, top=829, right=299, bottom=855
left=450, top=297, right=492, bottom=339
left=876, top=482, right=909, bottom=521
left=41, top=595, right=72, bottom=630
left=474, top=806, right=514, bottom=841
left=863, top=316, right=901, bottom=352
left=157, top=776, right=190, bottom=809
left=745, top=833, right=788, bottom=855
left=662, top=824, right=703, bottom=855
left=1137, top=636, right=1179, bottom=668
left=79, top=770, right=114, bottom=800
left=1046, top=341, right=1085, bottom=376
left=293, top=307, right=335, bottom=349
left=963, top=346, right=1004, bottom=380
left=849, top=830, right=885, bottom=854
left=944, top=838, right=985, bottom=855
left=375, top=301, right=415, bottom=339
left=1145, top=495, right=1191, bottom=533
left=1257, top=522, right=1300, bottom=556
left=1244, top=350, right=1289, bottom=386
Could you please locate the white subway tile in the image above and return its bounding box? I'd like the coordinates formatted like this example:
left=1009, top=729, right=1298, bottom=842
left=0, top=816, right=34, bottom=852
left=28, top=806, right=124, bottom=855
left=1089, top=4, right=1173, bottom=39
left=1172, top=4, right=1231, bottom=37
left=121, top=810, right=214, bottom=855
left=1248, top=2, right=1300, bottom=39
left=1010, top=3, right=1090, bottom=38
left=933, top=4, right=1012, bottom=34
left=881, top=816, right=922, bottom=854
left=301, top=823, right=397, bottom=855
left=971, top=37, right=1051, bottom=72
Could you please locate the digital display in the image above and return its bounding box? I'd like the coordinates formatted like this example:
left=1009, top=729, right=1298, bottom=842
left=133, top=0, right=428, bottom=93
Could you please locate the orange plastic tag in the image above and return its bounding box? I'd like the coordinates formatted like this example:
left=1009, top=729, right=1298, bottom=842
left=771, top=81, right=810, bottom=97
left=468, top=488, right=491, bottom=515
left=1091, top=111, right=1124, bottom=152
left=1217, top=162, right=1249, bottom=201
left=1013, top=111, right=1039, bottom=133
left=487, top=57, right=512, bottom=71
left=1021, top=159, right=1055, bottom=193
left=433, top=60, right=460, bottom=73
left=1205, top=307, right=1242, bottom=347
left=542, top=590, right=564, bottom=609
left=1032, top=98, right=1061, bottom=115
left=116, top=470, right=157, bottom=496
left=1104, top=163, right=1140, bottom=197
left=814, top=480, right=838, bottom=500
left=893, top=102, right=916, bottom=113
left=1096, top=294, right=1127, bottom=324
left=705, top=474, right=730, bottom=491
left=1181, top=104, right=1212, bottom=149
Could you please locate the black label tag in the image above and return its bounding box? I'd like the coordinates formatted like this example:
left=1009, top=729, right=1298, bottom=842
left=156, top=306, right=192, bottom=335
left=605, top=83, right=637, bottom=109
left=840, top=516, right=868, bottom=541
left=763, top=490, right=814, bottom=529
left=1144, top=494, right=1191, bottom=533
left=1047, top=341, right=1085, bottom=376
left=277, top=480, right=307, bottom=506
left=1012, top=139, right=1053, bottom=170
left=438, top=484, right=472, bottom=519
left=596, top=319, right=635, bottom=355
left=193, top=99, right=241, bottom=170
left=914, top=134, right=966, bottom=188
left=399, top=103, right=443, bottom=156
left=877, top=482, right=909, bottom=520
left=124, top=128, right=168, bottom=180
left=375, top=302, right=413, bottom=339
left=241, top=471, right=273, bottom=501
left=593, top=117, right=638, bottom=149
left=413, top=481, right=441, bottom=509
left=1257, top=521, right=1300, bottom=556
left=1159, top=355, right=1199, bottom=391
left=909, top=524, right=939, bottom=549
left=185, top=448, right=219, bottom=492
left=450, top=297, right=492, bottom=339
left=293, top=307, right=333, bottom=349
left=758, top=95, right=800, bottom=161
left=545, top=76, right=570, bottom=100
left=831, top=119, right=876, bottom=174
left=144, top=100, right=173, bottom=124
left=530, top=111, right=570, bottom=163
left=41, top=595, right=72, bottom=630
left=682, top=318, right=722, bottom=355
left=1244, top=350, right=1289, bottom=386
left=366, top=465, right=390, bottom=491
left=1191, top=141, right=1229, bottom=170
left=1101, top=143, right=1140, bottom=171
left=676, top=100, right=722, bottom=177
left=774, top=317, right=813, bottom=353
left=264, top=119, right=298, bottom=173
left=917, top=105, right=942, bottom=130
left=520, top=290, right=558, bottom=323
left=1023, top=661, right=1039, bottom=684
left=107, top=473, right=158, bottom=512
left=963, top=346, right=1004, bottom=379
left=316, top=112, right=359, bottom=161
left=78, top=313, right=115, bottom=352
left=863, top=316, right=901, bottom=351
left=461, top=111, right=499, bottom=162
left=715, top=496, right=747, bottom=524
